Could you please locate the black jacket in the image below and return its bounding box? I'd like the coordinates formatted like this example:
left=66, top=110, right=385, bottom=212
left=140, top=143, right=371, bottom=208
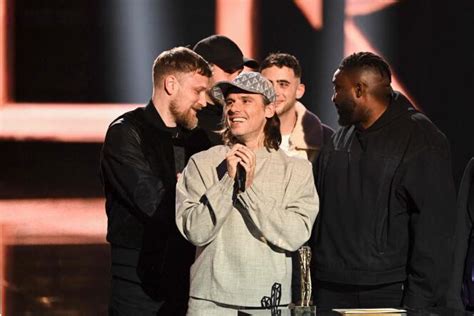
left=100, top=100, right=193, bottom=300
left=310, top=92, right=457, bottom=308
left=445, top=158, right=474, bottom=310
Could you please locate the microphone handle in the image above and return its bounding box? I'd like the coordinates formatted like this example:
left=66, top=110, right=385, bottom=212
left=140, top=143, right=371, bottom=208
left=236, top=163, right=246, bottom=192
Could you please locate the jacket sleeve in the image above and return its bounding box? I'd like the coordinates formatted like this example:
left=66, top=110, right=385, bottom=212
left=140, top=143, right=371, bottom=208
left=401, top=143, right=457, bottom=308
left=176, top=156, right=235, bottom=246
left=101, top=122, right=167, bottom=221
left=236, top=159, right=319, bottom=252
left=444, top=158, right=474, bottom=310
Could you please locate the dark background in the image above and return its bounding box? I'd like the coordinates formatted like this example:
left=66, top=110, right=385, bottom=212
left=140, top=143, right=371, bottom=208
left=2, top=0, right=473, bottom=314
left=6, top=0, right=474, bottom=192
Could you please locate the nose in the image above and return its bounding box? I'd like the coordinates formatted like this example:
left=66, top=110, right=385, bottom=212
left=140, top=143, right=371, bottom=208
left=198, top=91, right=207, bottom=108
left=227, top=101, right=242, bottom=113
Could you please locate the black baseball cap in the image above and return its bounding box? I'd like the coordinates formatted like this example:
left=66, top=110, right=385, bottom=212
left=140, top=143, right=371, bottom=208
left=193, top=35, right=259, bottom=73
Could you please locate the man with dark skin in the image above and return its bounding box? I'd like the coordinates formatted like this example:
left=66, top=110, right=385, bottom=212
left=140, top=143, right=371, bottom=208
left=333, top=60, right=391, bottom=128
left=310, top=52, right=457, bottom=310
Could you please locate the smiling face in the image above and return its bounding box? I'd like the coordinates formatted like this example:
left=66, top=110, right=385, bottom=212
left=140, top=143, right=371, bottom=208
left=170, top=71, right=209, bottom=129
left=224, top=92, right=275, bottom=148
left=260, top=66, right=304, bottom=117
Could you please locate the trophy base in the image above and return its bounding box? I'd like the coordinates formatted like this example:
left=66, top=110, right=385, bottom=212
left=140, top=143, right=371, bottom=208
left=289, top=305, right=316, bottom=316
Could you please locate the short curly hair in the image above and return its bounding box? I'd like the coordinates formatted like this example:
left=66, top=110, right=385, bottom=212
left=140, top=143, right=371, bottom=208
left=339, top=51, right=391, bottom=82
left=259, top=53, right=302, bottom=78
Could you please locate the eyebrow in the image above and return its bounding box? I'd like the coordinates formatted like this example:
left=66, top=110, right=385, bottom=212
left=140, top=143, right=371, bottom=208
left=225, top=94, right=257, bottom=102
left=240, top=95, right=255, bottom=101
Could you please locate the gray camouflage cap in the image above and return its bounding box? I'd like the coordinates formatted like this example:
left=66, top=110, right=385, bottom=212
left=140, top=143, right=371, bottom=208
left=210, top=72, right=276, bottom=105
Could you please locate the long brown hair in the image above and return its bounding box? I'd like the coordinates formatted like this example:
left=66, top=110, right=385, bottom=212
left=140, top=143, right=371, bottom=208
left=221, top=96, right=281, bottom=150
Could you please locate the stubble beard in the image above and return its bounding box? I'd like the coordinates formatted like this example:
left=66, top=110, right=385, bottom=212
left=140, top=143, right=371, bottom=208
left=170, top=101, right=198, bottom=130
left=276, top=99, right=294, bottom=117
left=336, top=100, right=356, bottom=127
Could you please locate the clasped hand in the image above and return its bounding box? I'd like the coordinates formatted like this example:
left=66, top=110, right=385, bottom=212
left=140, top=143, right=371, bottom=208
left=226, top=144, right=256, bottom=189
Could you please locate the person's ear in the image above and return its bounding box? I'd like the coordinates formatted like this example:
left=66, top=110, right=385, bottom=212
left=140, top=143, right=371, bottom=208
left=355, top=82, right=364, bottom=98
left=164, top=75, right=178, bottom=96
left=296, top=83, right=305, bottom=99
left=265, top=102, right=276, bottom=118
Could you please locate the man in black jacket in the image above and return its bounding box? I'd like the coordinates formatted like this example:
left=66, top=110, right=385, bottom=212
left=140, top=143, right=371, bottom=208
left=310, top=52, right=457, bottom=309
left=100, top=47, right=211, bottom=315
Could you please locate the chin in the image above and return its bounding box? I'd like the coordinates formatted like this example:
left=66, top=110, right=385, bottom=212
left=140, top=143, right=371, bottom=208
left=180, top=115, right=198, bottom=130
left=188, top=119, right=198, bottom=130
left=230, top=128, right=245, bottom=138
left=276, top=105, right=291, bottom=116
left=230, top=128, right=242, bottom=135
left=187, top=122, right=198, bottom=130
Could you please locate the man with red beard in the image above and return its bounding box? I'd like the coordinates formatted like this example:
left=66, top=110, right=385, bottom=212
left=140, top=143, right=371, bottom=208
left=100, top=47, right=211, bottom=315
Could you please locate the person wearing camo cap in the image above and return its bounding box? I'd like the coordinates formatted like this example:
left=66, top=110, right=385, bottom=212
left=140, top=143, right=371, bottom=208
left=176, top=72, right=319, bottom=315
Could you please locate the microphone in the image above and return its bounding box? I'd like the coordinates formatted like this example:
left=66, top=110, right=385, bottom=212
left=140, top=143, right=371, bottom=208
left=236, top=163, right=246, bottom=192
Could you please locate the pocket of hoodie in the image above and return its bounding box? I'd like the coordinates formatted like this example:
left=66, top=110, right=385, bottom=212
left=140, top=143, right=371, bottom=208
left=375, top=207, right=388, bottom=254
left=372, top=156, right=401, bottom=255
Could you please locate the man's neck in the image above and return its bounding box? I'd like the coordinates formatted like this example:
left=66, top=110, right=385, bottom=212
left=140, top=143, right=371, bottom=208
left=238, top=135, right=265, bottom=151
left=359, top=101, right=389, bottom=130
left=279, top=107, right=297, bottom=135
left=152, top=94, right=177, bottom=128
